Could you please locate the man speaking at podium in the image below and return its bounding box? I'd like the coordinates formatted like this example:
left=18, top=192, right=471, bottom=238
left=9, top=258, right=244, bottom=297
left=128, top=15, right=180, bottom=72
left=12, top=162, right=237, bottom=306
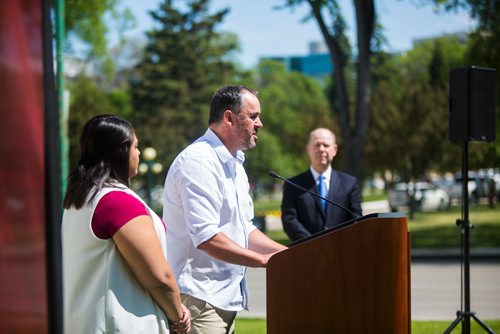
left=281, top=128, right=362, bottom=241
left=164, top=86, right=287, bottom=333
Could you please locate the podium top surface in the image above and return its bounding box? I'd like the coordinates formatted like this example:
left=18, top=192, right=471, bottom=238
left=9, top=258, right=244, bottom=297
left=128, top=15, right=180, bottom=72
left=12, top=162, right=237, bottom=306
left=288, top=212, right=407, bottom=247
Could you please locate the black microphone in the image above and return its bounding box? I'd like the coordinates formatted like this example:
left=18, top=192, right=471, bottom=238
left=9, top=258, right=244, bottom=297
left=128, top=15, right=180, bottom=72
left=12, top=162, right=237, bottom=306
left=268, top=170, right=358, bottom=222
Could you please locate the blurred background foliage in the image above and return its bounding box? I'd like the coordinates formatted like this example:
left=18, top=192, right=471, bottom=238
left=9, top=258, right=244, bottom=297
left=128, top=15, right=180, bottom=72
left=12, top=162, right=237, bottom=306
left=62, top=0, right=499, bottom=194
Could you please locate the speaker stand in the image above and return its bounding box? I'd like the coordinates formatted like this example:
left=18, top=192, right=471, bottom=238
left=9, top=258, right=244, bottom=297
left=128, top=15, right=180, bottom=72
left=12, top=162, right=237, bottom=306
left=443, top=141, right=494, bottom=334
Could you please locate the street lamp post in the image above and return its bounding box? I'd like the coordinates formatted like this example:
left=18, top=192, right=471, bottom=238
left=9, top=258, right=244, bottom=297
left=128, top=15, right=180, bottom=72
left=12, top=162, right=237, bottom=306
left=139, top=147, right=163, bottom=207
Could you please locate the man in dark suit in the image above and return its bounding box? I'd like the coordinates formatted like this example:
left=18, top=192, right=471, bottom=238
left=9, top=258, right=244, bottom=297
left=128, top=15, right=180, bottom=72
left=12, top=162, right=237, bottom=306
left=281, top=128, right=362, bottom=241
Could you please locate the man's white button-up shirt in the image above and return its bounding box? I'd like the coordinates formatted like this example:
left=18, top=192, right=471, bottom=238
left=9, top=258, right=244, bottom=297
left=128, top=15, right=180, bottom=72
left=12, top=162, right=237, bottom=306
left=163, top=128, right=256, bottom=311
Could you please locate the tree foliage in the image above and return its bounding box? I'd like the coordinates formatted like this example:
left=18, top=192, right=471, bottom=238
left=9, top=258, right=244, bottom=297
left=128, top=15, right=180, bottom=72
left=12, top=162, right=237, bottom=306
left=366, top=36, right=471, bottom=182
left=278, top=0, right=499, bottom=184
left=67, top=76, right=133, bottom=169
left=63, top=0, right=135, bottom=78
left=431, top=0, right=500, bottom=171
left=130, top=0, right=241, bottom=168
left=243, top=60, right=334, bottom=185
left=64, top=0, right=499, bottom=190
left=464, top=20, right=500, bottom=169
left=279, top=0, right=376, bottom=182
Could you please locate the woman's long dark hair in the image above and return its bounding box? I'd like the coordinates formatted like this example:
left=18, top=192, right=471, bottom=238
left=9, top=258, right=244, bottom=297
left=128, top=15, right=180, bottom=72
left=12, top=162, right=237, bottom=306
left=63, top=115, right=134, bottom=209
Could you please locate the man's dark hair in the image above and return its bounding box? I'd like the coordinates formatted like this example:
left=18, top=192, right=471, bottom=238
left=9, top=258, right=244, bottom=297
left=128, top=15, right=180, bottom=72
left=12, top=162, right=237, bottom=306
left=63, top=115, right=134, bottom=209
left=209, top=85, right=258, bottom=124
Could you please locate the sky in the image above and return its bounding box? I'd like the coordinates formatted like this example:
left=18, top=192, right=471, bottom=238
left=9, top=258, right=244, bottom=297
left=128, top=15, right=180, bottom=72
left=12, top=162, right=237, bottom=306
left=119, top=0, right=475, bottom=69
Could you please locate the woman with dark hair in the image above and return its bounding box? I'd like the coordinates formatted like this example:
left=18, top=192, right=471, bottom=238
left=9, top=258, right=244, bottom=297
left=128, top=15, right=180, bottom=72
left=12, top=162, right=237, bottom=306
left=62, top=115, right=190, bottom=334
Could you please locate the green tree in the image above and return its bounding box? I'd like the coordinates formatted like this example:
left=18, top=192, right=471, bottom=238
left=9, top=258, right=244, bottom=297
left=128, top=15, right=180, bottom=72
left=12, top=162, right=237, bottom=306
left=431, top=0, right=500, bottom=170
left=130, top=0, right=241, bottom=168
left=279, top=0, right=376, bottom=182
left=67, top=76, right=133, bottom=168
left=407, top=37, right=468, bottom=175
left=63, top=0, right=136, bottom=176
left=464, top=22, right=500, bottom=170
left=243, top=60, right=334, bottom=186
left=366, top=37, right=468, bottom=182
left=364, top=52, right=404, bottom=181
left=64, top=0, right=135, bottom=78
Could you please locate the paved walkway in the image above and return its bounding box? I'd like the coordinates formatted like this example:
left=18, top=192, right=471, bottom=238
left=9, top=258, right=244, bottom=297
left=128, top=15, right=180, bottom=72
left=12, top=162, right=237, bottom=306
left=238, top=259, right=500, bottom=321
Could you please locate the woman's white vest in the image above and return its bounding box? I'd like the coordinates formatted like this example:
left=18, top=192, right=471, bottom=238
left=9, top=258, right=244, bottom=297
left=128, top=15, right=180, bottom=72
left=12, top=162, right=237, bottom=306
left=62, top=185, right=170, bottom=333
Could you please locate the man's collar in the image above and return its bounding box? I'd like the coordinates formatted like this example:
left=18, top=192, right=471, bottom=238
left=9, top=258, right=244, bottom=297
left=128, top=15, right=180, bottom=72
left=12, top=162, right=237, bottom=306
left=310, top=166, right=332, bottom=180
left=205, top=128, right=245, bottom=165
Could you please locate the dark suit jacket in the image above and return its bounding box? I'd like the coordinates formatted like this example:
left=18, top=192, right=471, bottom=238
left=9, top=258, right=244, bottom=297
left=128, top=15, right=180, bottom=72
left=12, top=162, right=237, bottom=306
left=281, top=169, right=362, bottom=241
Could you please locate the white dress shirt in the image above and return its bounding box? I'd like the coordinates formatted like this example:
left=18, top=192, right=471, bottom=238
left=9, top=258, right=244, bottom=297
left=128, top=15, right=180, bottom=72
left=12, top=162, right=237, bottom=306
left=163, top=128, right=256, bottom=311
left=310, top=166, right=331, bottom=195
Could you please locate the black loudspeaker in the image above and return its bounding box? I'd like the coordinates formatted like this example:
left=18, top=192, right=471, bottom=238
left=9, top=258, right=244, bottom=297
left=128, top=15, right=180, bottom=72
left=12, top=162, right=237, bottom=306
left=449, top=66, right=496, bottom=142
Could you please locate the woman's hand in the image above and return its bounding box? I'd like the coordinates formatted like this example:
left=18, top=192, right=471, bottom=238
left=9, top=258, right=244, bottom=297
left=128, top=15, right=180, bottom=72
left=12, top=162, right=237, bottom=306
left=169, top=304, right=191, bottom=333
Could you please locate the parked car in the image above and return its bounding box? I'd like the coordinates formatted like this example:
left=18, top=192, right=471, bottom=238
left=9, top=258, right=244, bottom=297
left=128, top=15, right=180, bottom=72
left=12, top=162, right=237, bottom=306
left=448, top=171, right=494, bottom=204
left=388, top=182, right=450, bottom=212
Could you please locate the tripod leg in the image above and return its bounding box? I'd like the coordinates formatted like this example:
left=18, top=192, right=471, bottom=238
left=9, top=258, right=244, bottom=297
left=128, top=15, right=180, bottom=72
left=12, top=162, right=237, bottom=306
left=471, top=313, right=495, bottom=334
left=443, top=311, right=463, bottom=334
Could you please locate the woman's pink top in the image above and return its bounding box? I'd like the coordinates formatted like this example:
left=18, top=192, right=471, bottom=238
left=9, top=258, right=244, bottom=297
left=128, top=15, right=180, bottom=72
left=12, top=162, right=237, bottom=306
left=91, top=191, right=149, bottom=239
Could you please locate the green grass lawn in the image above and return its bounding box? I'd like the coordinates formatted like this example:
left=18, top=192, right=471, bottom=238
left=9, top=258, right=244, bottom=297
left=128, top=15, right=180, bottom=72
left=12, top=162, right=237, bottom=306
left=258, top=200, right=500, bottom=249
left=254, top=191, right=387, bottom=213
left=254, top=199, right=281, bottom=215
left=408, top=204, right=500, bottom=249
left=234, top=318, right=500, bottom=333
left=254, top=189, right=387, bottom=213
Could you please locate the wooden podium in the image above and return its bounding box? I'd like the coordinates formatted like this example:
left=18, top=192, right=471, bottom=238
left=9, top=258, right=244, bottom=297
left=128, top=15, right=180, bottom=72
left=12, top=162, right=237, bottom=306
left=266, top=213, right=410, bottom=333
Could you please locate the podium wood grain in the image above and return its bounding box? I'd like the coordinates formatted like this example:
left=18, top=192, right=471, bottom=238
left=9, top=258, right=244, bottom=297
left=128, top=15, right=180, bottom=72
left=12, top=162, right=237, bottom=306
left=266, top=214, right=410, bottom=333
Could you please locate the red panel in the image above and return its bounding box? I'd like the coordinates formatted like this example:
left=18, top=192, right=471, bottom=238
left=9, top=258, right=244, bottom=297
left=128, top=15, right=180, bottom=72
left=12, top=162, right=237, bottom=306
left=0, top=0, right=48, bottom=332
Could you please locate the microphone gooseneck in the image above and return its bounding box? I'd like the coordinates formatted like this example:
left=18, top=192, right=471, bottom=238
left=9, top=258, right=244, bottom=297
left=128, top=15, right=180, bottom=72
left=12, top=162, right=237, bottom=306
left=268, top=170, right=357, bottom=221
